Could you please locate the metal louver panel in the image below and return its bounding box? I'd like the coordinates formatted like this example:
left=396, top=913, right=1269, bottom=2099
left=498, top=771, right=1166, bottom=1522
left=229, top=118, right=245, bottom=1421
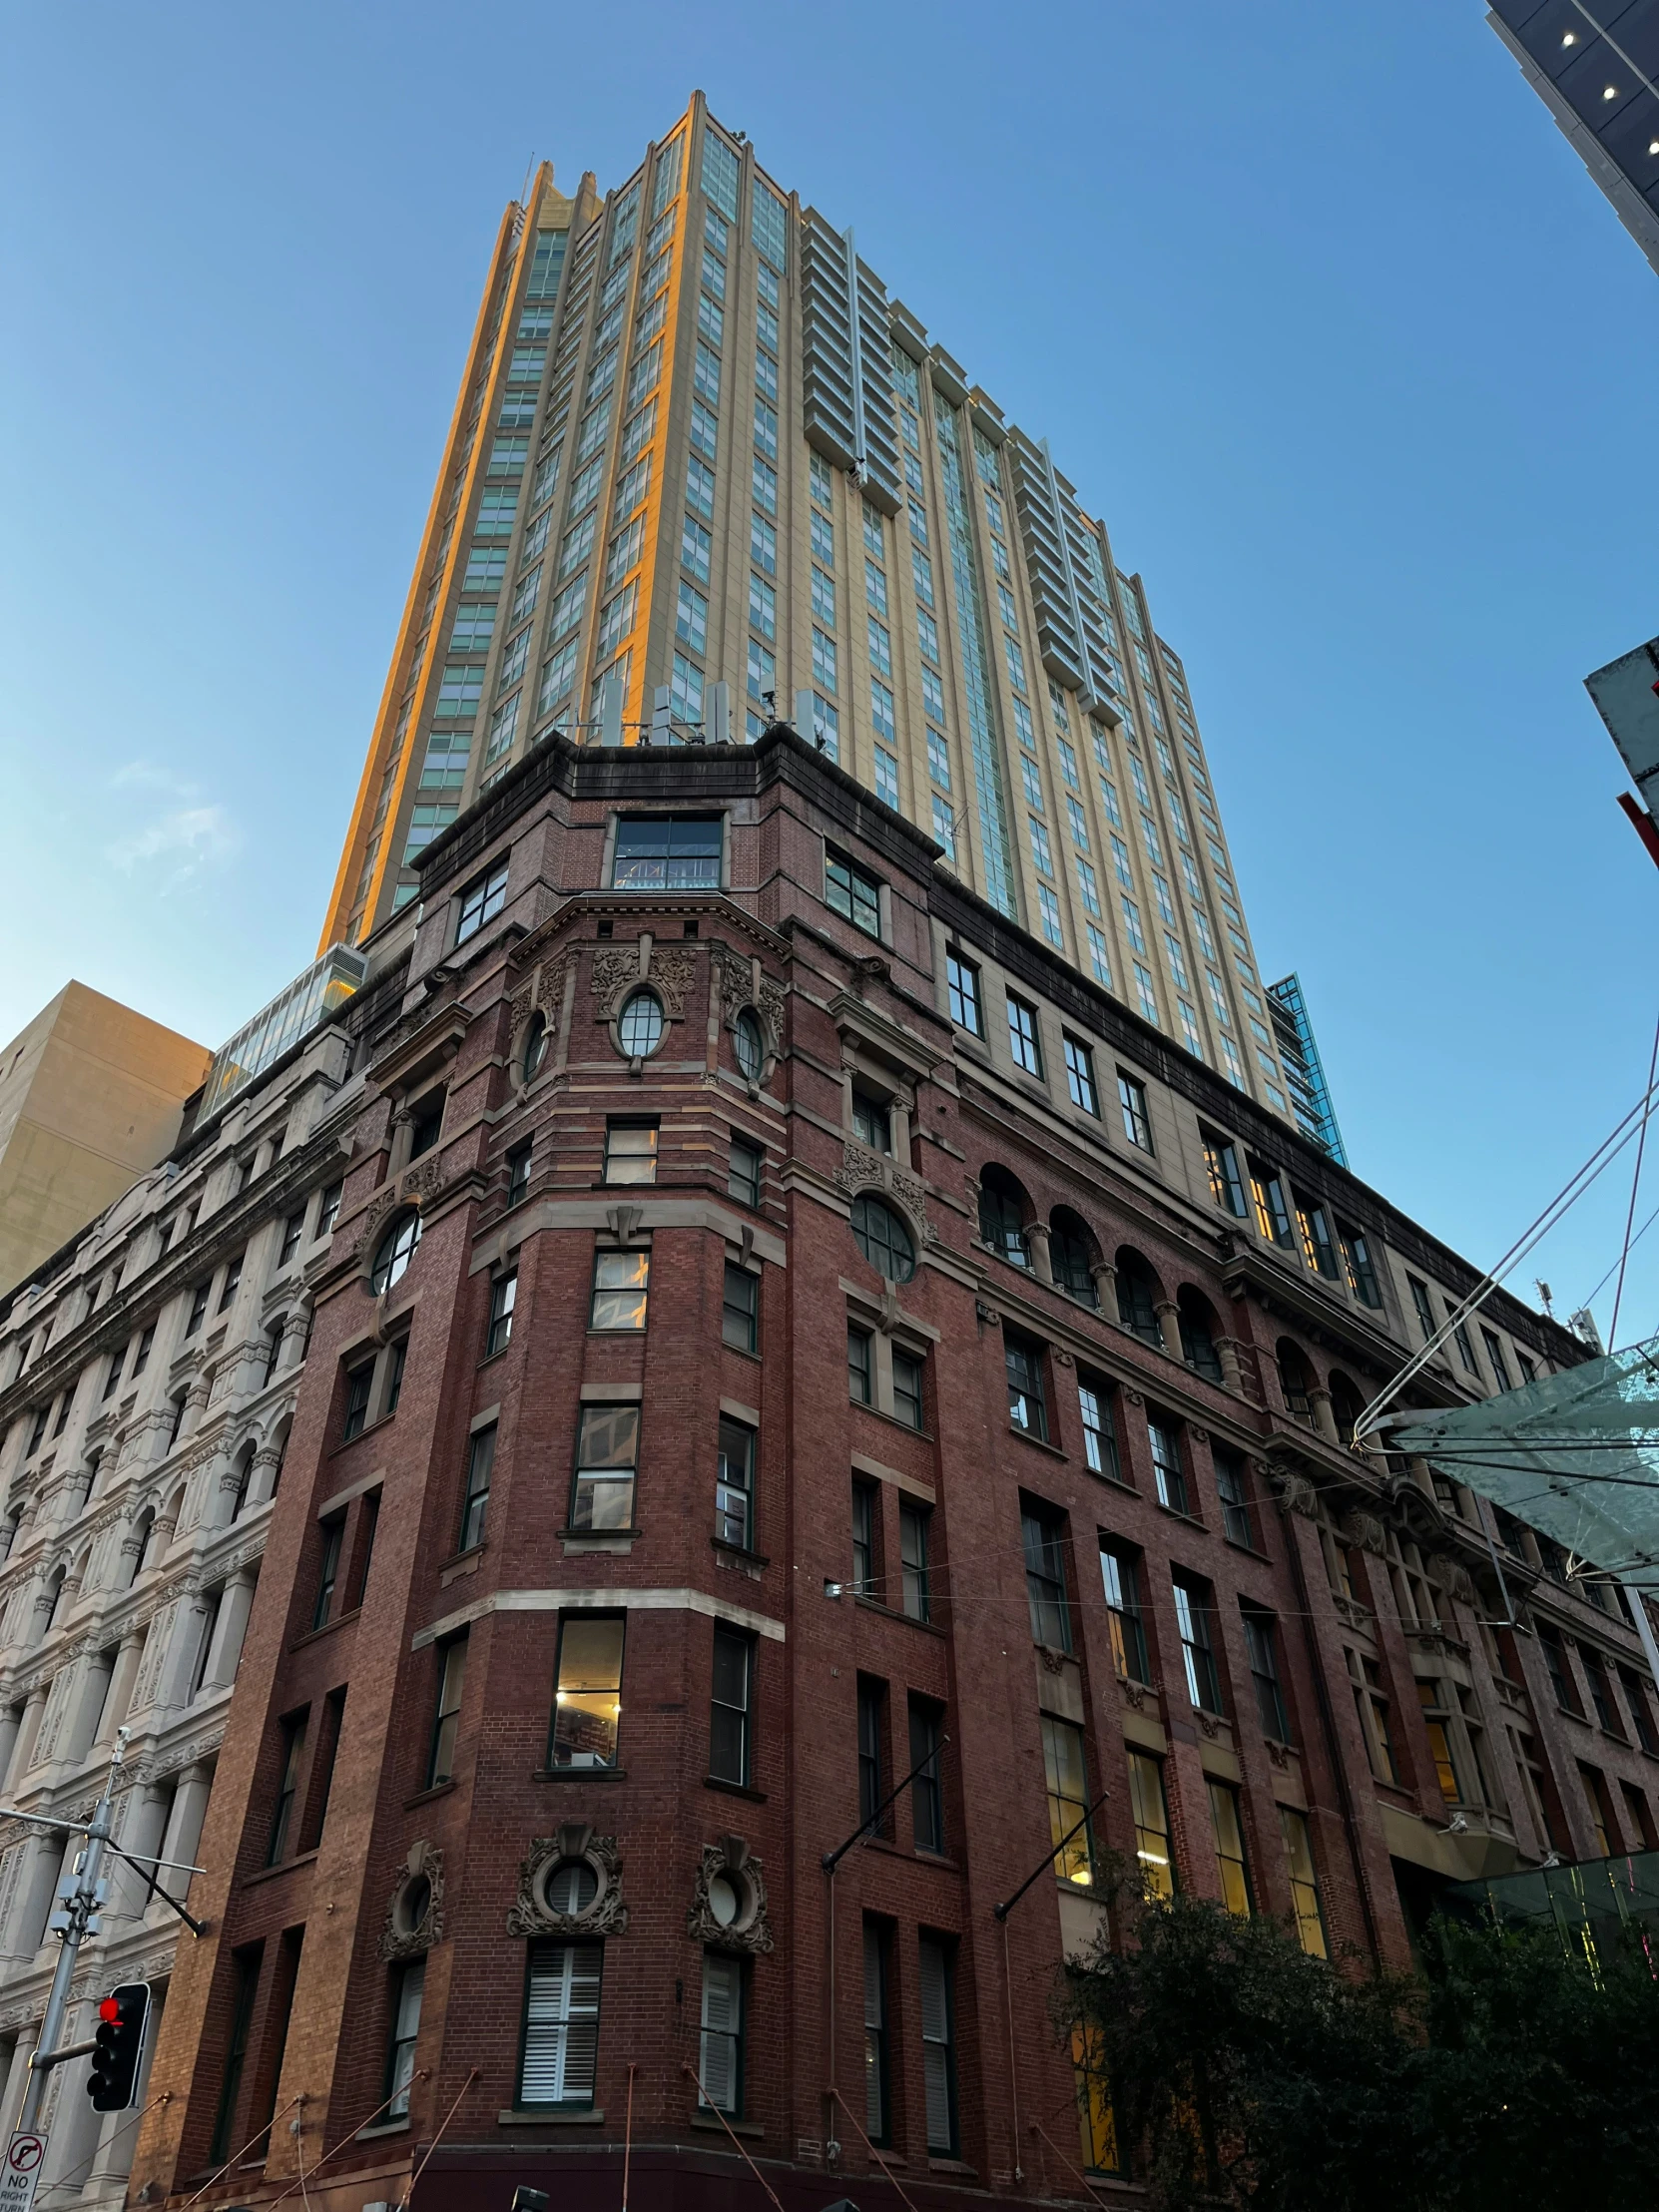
left=800, top=214, right=902, bottom=515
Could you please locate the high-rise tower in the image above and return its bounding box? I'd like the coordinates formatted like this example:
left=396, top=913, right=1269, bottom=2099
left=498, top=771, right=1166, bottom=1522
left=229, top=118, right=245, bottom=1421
left=1487, top=1, right=1659, bottom=276
left=323, top=94, right=1315, bottom=1142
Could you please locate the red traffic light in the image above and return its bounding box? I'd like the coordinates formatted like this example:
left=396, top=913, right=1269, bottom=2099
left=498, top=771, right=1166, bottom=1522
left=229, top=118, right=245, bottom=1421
left=98, top=1998, right=120, bottom=2023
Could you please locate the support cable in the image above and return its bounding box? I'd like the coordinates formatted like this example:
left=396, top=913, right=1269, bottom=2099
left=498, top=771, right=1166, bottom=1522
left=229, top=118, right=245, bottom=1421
left=401, top=2067, right=479, bottom=2210
left=1610, top=1006, right=1659, bottom=1353
left=679, top=2062, right=788, bottom=2212
left=180, top=2094, right=303, bottom=2207
left=828, top=2084, right=922, bottom=2212
left=263, top=2077, right=429, bottom=2209
left=1029, top=2116, right=1115, bottom=2204
left=621, top=2063, right=637, bottom=2212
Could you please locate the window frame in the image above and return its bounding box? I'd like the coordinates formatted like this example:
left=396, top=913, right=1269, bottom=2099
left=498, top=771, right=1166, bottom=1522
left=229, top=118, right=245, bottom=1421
left=455, top=858, right=510, bottom=945
left=709, top=1623, right=755, bottom=1787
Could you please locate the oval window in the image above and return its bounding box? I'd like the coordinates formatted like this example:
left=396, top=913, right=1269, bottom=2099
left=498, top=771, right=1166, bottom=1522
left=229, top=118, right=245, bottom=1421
left=371, top=1211, right=422, bottom=1294
left=617, top=990, right=665, bottom=1058
left=708, top=1873, right=742, bottom=1928
left=850, top=1195, right=916, bottom=1284
left=522, top=1010, right=548, bottom=1082
left=544, top=1858, right=599, bottom=1917
left=734, top=1009, right=764, bottom=1081
left=397, top=1875, right=431, bottom=1935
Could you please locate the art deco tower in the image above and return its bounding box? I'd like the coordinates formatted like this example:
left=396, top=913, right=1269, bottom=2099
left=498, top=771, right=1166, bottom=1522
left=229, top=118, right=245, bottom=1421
left=323, top=93, right=1310, bottom=1139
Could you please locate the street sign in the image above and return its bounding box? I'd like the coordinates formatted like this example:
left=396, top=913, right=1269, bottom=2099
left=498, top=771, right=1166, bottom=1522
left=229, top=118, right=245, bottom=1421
left=0, top=2132, right=48, bottom=2212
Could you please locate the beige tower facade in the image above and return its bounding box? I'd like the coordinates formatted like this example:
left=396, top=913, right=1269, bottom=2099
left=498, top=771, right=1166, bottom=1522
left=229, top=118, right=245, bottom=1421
left=324, top=94, right=1305, bottom=1138
left=0, top=986, right=210, bottom=1298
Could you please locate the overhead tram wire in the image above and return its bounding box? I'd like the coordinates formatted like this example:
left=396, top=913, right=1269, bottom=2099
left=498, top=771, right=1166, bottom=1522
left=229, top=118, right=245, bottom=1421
left=1609, top=1005, right=1659, bottom=1353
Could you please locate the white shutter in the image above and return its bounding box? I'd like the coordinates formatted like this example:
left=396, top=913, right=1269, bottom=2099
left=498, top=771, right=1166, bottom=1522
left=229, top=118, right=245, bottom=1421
left=862, top=1925, right=885, bottom=2139
left=699, top=1952, right=742, bottom=2111
left=520, top=1940, right=603, bottom=2104
left=918, top=1937, right=954, bottom=2152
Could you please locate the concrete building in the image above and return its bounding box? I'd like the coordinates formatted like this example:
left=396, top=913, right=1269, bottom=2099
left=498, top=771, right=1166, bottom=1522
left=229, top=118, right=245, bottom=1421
left=323, top=94, right=1318, bottom=1149
left=0, top=951, right=372, bottom=2212
left=1488, top=1, right=1659, bottom=277
left=45, top=728, right=1643, bottom=2212
left=0, top=985, right=210, bottom=1298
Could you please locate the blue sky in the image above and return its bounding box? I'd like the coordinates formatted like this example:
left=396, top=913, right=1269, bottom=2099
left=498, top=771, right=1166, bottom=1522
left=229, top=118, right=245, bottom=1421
left=3, top=2, right=1656, bottom=1341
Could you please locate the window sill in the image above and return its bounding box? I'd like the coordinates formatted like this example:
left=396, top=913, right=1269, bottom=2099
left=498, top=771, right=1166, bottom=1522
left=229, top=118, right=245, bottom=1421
left=244, top=1848, right=318, bottom=1888
left=404, top=1780, right=457, bottom=1810
left=690, top=2113, right=764, bottom=2137
left=1008, top=1425, right=1067, bottom=1459
left=534, top=1766, right=627, bottom=1782
left=712, top=1537, right=771, bottom=1567
left=356, top=2118, right=410, bottom=2141
left=927, top=2156, right=978, bottom=2177
left=477, top=1346, right=512, bottom=1370
left=557, top=1527, right=642, bottom=1542
left=498, top=2107, right=604, bottom=2126
left=1222, top=1536, right=1272, bottom=1561
left=853, top=1594, right=946, bottom=1637
left=331, top=1410, right=395, bottom=1457
left=1156, top=1505, right=1208, bottom=1533
left=439, top=1541, right=487, bottom=1572
left=291, top=1606, right=361, bottom=1650
left=723, top=1342, right=764, bottom=1362
left=851, top=1400, right=930, bottom=1440
left=705, top=1775, right=767, bottom=1803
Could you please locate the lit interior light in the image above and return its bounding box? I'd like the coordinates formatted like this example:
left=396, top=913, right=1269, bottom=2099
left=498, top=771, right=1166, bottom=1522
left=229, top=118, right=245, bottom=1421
left=1651, top=139, right=1659, bottom=156
left=1561, top=28, right=1576, bottom=43
left=1604, top=84, right=1619, bottom=100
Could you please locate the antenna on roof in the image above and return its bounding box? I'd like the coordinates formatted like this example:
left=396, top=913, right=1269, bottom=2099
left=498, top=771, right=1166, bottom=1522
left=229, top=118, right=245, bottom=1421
left=517, top=154, right=537, bottom=208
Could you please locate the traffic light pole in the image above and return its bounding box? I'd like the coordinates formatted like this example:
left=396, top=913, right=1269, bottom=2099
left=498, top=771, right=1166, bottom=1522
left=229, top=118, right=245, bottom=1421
left=14, top=1731, right=127, bottom=2134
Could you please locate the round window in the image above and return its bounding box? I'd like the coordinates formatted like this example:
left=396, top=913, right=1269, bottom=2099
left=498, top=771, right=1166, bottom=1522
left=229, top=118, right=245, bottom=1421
left=396, top=1875, right=431, bottom=1935
left=371, top=1211, right=422, bottom=1294
left=708, top=1873, right=743, bottom=1928
left=544, top=1858, right=599, bottom=1917
left=617, top=990, right=665, bottom=1058
left=734, top=1009, right=764, bottom=1081
left=850, top=1196, right=916, bottom=1284
left=522, top=1011, right=549, bottom=1082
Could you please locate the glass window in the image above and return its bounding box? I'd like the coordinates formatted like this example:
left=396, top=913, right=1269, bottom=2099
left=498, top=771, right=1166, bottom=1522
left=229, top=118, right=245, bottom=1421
left=520, top=1939, right=603, bottom=2107
left=1203, top=1134, right=1248, bottom=1217
left=591, top=1248, right=649, bottom=1331
left=848, top=1327, right=873, bottom=1405
left=852, top=1091, right=891, bottom=1153
left=1079, top=1382, right=1119, bottom=1480
left=716, top=1418, right=755, bottom=1549
left=1117, top=1073, right=1153, bottom=1150
left=1007, top=1336, right=1048, bottom=1439
left=945, top=951, right=982, bottom=1035
left=486, top=1272, right=516, bottom=1358
left=1242, top=1605, right=1291, bottom=1740
left=1100, top=1543, right=1151, bottom=1683
left=616, top=990, right=665, bottom=1058
left=734, top=1009, right=764, bottom=1081
left=612, top=815, right=722, bottom=890
left=1298, top=1199, right=1340, bottom=1280
left=899, top=1502, right=930, bottom=1620
left=1213, top=1447, right=1254, bottom=1547
left=918, top=1936, right=956, bottom=2152
left=428, top=1634, right=467, bottom=1785
left=1007, top=996, right=1042, bottom=1076
left=826, top=851, right=881, bottom=937
left=1148, top=1418, right=1188, bottom=1514
left=710, top=1626, right=753, bottom=1785
left=268, top=1715, right=307, bottom=1865
left=1126, top=1750, right=1174, bottom=1900
left=1209, top=1782, right=1252, bottom=1917
left=1341, top=1225, right=1382, bottom=1308
left=892, top=1349, right=924, bottom=1431
left=603, top=1122, right=658, bottom=1186
left=851, top=1486, right=877, bottom=1598
left=1022, top=1504, right=1069, bottom=1647
left=459, top=1425, right=494, bottom=1551
left=910, top=1700, right=944, bottom=1853
left=850, top=1197, right=915, bottom=1283
left=730, top=1139, right=763, bottom=1208
left=569, top=1405, right=639, bottom=1532
left=371, top=1213, right=421, bottom=1295
left=723, top=1263, right=759, bottom=1353
left=342, top=1363, right=373, bottom=1441
left=1279, top=1808, right=1327, bottom=1956
left=1042, top=1714, right=1094, bottom=1887
left=1173, top=1576, right=1224, bottom=1713
left=863, top=1920, right=890, bottom=2143
left=1063, top=1035, right=1098, bottom=1114
left=550, top=1614, right=624, bottom=1767
left=1251, top=1164, right=1295, bottom=1249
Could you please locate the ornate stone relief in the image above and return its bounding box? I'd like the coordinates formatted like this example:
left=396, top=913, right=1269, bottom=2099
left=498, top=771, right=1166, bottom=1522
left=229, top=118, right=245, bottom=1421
left=380, top=1841, right=446, bottom=1959
left=507, top=1824, right=629, bottom=1938
left=833, top=1141, right=933, bottom=1243
left=686, top=1836, right=774, bottom=1954
left=590, top=945, right=698, bottom=1025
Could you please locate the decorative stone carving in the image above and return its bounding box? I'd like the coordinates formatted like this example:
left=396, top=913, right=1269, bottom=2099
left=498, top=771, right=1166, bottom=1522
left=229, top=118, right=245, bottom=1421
left=507, top=1825, right=629, bottom=1938
left=832, top=1142, right=933, bottom=1244
left=1118, top=1678, right=1151, bottom=1712
left=686, top=1834, right=774, bottom=1954
left=1343, top=1510, right=1385, bottom=1556
left=1195, top=1710, right=1222, bottom=1740
left=381, top=1842, right=446, bottom=1959
left=1265, top=1739, right=1291, bottom=1772
left=1270, top=1469, right=1319, bottom=1516
left=401, top=1156, right=447, bottom=1205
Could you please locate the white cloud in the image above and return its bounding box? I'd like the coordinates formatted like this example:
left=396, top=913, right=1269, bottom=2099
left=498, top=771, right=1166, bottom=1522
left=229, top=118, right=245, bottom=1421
left=105, top=762, right=242, bottom=887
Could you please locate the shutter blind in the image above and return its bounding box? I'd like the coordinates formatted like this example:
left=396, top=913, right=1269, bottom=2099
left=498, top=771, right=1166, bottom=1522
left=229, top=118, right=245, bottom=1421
left=918, top=1936, right=953, bottom=2151
left=862, top=1924, right=885, bottom=2138
left=699, top=1952, right=742, bottom=2110
left=520, top=1940, right=603, bottom=2104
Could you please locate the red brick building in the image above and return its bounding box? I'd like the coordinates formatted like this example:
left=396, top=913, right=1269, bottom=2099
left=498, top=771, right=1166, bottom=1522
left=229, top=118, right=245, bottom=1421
left=126, top=728, right=1644, bottom=2212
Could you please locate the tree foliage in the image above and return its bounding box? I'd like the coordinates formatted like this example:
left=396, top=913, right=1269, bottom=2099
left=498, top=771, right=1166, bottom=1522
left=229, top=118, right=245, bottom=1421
left=1060, top=1875, right=1659, bottom=2211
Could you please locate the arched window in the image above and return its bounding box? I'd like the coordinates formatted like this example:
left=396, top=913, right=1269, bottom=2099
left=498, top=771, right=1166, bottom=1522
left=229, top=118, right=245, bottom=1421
left=978, top=1169, right=1030, bottom=1269
left=522, top=1011, right=549, bottom=1082
left=263, top=1321, right=284, bottom=1389
left=1116, top=1250, right=1164, bottom=1347
left=850, top=1196, right=916, bottom=1284
left=1278, top=1342, right=1315, bottom=1422
left=617, top=990, right=665, bottom=1058
left=167, top=1392, right=188, bottom=1450
left=1049, top=1210, right=1097, bottom=1306
left=1177, top=1289, right=1224, bottom=1384
left=371, top=1212, right=422, bottom=1295
left=1330, top=1374, right=1366, bottom=1447
left=126, top=1510, right=156, bottom=1590
left=42, top=1566, right=65, bottom=1633
left=230, top=1442, right=256, bottom=1522
left=734, top=1010, right=764, bottom=1081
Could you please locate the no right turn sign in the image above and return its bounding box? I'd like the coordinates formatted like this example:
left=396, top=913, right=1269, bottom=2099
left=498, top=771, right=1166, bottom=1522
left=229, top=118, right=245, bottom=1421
left=0, top=2132, right=47, bottom=2212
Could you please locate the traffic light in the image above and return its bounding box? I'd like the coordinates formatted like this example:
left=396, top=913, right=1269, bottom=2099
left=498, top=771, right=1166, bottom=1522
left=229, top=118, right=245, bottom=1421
left=86, top=1982, right=150, bottom=2111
